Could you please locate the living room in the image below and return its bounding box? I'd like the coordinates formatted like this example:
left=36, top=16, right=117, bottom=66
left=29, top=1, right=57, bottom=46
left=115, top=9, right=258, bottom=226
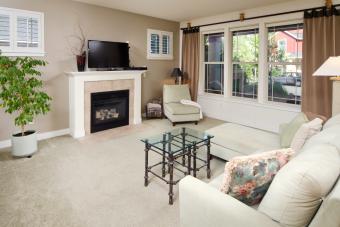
left=0, top=0, right=339, bottom=226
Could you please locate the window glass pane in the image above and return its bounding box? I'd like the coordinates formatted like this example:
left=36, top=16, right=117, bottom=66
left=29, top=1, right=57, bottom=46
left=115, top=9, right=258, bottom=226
left=232, top=29, right=259, bottom=62
left=268, top=64, right=301, bottom=105
left=162, top=35, right=169, bottom=54
left=268, top=24, right=303, bottom=63
left=267, top=23, right=303, bottom=105
left=232, top=28, right=259, bottom=99
left=204, top=33, right=224, bottom=62
left=17, top=16, right=39, bottom=48
left=0, top=14, right=10, bottom=47
left=232, top=63, right=258, bottom=99
left=150, top=33, right=159, bottom=54
left=205, top=64, right=224, bottom=94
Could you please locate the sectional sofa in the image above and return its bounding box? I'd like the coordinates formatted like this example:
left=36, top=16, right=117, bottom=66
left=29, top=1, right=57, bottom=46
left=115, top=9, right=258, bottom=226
left=179, top=114, right=340, bottom=227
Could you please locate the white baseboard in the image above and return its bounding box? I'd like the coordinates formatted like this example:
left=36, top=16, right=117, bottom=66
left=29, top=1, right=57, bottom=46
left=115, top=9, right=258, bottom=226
left=0, top=128, right=70, bottom=149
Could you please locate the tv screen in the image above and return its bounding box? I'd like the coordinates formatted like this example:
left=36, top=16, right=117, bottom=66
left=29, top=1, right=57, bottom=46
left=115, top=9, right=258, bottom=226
left=88, top=40, right=129, bottom=69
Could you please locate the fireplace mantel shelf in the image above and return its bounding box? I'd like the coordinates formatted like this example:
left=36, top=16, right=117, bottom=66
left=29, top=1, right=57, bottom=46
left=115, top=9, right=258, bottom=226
left=67, top=70, right=145, bottom=138
left=66, top=70, right=146, bottom=77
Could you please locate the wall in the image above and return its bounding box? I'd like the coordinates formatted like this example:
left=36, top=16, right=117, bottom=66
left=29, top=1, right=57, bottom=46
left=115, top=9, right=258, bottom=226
left=180, top=0, right=340, bottom=132
left=0, top=0, right=179, bottom=141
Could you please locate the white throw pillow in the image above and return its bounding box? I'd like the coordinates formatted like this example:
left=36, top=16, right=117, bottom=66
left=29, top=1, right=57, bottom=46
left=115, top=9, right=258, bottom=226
left=290, top=118, right=323, bottom=152
left=258, top=144, right=340, bottom=227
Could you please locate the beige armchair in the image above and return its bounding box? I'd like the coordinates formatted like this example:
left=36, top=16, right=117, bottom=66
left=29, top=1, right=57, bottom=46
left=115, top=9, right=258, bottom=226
left=163, top=84, right=200, bottom=126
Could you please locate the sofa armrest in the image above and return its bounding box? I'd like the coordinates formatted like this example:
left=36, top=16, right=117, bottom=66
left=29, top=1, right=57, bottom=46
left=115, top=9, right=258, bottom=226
left=179, top=176, right=280, bottom=227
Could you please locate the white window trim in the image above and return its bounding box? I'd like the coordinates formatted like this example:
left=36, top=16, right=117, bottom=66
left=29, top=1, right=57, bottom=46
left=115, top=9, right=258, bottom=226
left=197, top=14, right=303, bottom=111
left=199, top=29, right=226, bottom=96
left=147, top=29, right=173, bottom=60
left=0, top=7, right=45, bottom=57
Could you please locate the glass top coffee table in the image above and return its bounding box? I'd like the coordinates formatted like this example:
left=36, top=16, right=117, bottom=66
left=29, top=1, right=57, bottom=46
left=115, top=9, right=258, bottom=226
left=141, top=127, right=214, bottom=205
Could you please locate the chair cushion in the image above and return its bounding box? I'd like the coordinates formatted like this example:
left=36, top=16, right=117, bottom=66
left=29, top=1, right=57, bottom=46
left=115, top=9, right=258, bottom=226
left=258, top=144, right=340, bottom=227
left=220, top=148, right=294, bottom=206
left=163, top=84, right=191, bottom=104
left=164, top=103, right=200, bottom=115
left=206, top=123, right=280, bottom=157
left=279, top=112, right=309, bottom=148
left=290, top=118, right=323, bottom=153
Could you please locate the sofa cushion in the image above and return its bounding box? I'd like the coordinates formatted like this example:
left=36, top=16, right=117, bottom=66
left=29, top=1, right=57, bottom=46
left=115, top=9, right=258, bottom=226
left=163, top=84, right=191, bottom=104
left=258, top=144, right=340, bottom=227
left=164, top=103, right=200, bottom=115
left=206, top=123, right=280, bottom=157
left=279, top=112, right=309, bottom=148
left=309, top=179, right=340, bottom=227
left=290, top=118, right=323, bottom=153
left=324, top=114, right=340, bottom=129
left=220, top=148, right=294, bottom=206
left=303, top=124, right=340, bottom=152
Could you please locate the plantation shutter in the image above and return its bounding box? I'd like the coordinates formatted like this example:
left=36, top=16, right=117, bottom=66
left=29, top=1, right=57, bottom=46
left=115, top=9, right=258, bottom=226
left=17, top=16, right=39, bottom=48
left=150, top=33, right=159, bottom=54
left=162, top=34, right=170, bottom=54
left=0, top=14, right=10, bottom=47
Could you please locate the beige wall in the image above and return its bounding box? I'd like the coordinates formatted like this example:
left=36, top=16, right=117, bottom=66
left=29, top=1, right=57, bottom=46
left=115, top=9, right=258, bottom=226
left=0, top=0, right=179, bottom=141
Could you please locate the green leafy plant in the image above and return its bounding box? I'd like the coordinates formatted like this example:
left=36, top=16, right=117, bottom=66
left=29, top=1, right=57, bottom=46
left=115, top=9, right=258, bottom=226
left=0, top=55, right=52, bottom=136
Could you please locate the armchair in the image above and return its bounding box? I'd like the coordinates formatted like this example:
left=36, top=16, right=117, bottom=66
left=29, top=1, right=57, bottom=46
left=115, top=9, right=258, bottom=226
left=163, top=84, right=201, bottom=126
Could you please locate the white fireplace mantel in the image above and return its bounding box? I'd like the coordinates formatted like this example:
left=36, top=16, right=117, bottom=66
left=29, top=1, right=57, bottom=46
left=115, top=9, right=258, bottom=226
left=67, top=70, right=145, bottom=138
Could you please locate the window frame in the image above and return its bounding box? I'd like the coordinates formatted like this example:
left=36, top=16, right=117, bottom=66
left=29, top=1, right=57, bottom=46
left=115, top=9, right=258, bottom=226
left=147, top=29, right=173, bottom=60
left=266, top=22, right=304, bottom=106
left=0, top=7, right=44, bottom=57
left=202, top=31, right=225, bottom=95
left=231, top=27, right=260, bottom=100
left=197, top=18, right=303, bottom=110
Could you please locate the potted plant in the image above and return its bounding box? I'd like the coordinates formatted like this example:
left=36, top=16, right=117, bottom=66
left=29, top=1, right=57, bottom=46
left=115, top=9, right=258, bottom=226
left=0, top=56, right=52, bottom=157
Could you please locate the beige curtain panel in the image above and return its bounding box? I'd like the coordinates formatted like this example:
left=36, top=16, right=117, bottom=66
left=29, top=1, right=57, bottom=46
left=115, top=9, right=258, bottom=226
left=302, top=7, right=340, bottom=118
left=182, top=28, right=200, bottom=101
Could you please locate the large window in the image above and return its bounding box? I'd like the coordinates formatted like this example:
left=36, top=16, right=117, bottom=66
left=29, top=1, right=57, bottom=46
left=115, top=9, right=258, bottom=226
left=232, top=28, right=259, bottom=99
left=147, top=29, right=173, bottom=60
left=0, top=7, right=44, bottom=56
left=203, top=32, right=224, bottom=94
left=267, top=24, right=303, bottom=105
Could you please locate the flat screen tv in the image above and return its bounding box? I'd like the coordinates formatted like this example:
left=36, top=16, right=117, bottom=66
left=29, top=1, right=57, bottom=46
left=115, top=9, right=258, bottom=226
left=88, top=40, right=129, bottom=69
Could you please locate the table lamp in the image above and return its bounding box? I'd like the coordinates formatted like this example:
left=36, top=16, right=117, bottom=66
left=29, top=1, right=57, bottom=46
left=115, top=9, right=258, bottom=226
left=171, top=68, right=183, bottom=85
left=313, top=56, right=340, bottom=80
left=313, top=56, right=340, bottom=116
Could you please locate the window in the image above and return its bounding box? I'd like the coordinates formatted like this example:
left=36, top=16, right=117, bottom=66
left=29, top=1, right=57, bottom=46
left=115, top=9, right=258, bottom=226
left=0, top=7, right=44, bottom=56
left=203, top=32, right=224, bottom=94
left=232, top=28, right=259, bottom=99
left=267, top=23, right=303, bottom=105
left=147, top=29, right=173, bottom=60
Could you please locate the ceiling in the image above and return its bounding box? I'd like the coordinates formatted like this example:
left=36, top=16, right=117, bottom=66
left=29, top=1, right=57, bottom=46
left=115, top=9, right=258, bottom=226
left=74, top=0, right=294, bottom=22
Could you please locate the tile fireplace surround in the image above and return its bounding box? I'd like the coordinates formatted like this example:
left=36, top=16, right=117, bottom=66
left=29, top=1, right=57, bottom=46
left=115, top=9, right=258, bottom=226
left=67, top=71, right=145, bottom=138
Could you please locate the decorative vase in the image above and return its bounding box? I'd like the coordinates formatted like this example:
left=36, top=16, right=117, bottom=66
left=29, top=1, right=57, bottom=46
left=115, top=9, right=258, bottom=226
left=11, top=130, right=37, bottom=158
left=76, top=52, right=86, bottom=72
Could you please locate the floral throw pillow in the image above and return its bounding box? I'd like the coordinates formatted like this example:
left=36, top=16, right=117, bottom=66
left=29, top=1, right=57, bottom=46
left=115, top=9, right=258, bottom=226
left=220, top=148, right=294, bottom=206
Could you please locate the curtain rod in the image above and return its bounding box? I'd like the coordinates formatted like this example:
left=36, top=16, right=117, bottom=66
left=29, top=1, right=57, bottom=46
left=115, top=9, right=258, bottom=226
left=181, top=4, right=340, bottom=30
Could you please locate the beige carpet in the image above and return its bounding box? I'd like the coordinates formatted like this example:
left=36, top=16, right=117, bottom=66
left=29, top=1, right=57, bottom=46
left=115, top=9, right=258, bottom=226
left=0, top=118, right=225, bottom=227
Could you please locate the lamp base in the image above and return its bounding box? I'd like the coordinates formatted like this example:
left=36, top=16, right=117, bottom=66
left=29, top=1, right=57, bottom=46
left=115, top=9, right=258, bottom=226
left=175, top=76, right=182, bottom=85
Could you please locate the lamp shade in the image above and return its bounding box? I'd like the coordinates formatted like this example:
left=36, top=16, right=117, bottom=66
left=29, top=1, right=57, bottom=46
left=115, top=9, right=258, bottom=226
left=171, top=68, right=183, bottom=77
left=313, top=56, right=340, bottom=76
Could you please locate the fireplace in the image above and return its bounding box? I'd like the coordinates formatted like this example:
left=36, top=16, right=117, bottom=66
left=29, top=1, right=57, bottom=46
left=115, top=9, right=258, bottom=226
left=91, top=90, right=129, bottom=133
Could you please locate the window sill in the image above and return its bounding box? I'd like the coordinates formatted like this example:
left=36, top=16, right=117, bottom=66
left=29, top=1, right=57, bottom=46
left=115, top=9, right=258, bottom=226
left=2, top=51, right=46, bottom=57
left=198, top=93, right=301, bottom=113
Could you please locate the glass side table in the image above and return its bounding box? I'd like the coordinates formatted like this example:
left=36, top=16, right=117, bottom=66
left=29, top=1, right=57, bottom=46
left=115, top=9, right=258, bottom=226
left=141, top=127, right=214, bottom=205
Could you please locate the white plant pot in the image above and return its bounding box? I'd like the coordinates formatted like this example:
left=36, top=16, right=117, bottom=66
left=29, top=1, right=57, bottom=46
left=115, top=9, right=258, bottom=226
left=11, top=130, right=37, bottom=157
